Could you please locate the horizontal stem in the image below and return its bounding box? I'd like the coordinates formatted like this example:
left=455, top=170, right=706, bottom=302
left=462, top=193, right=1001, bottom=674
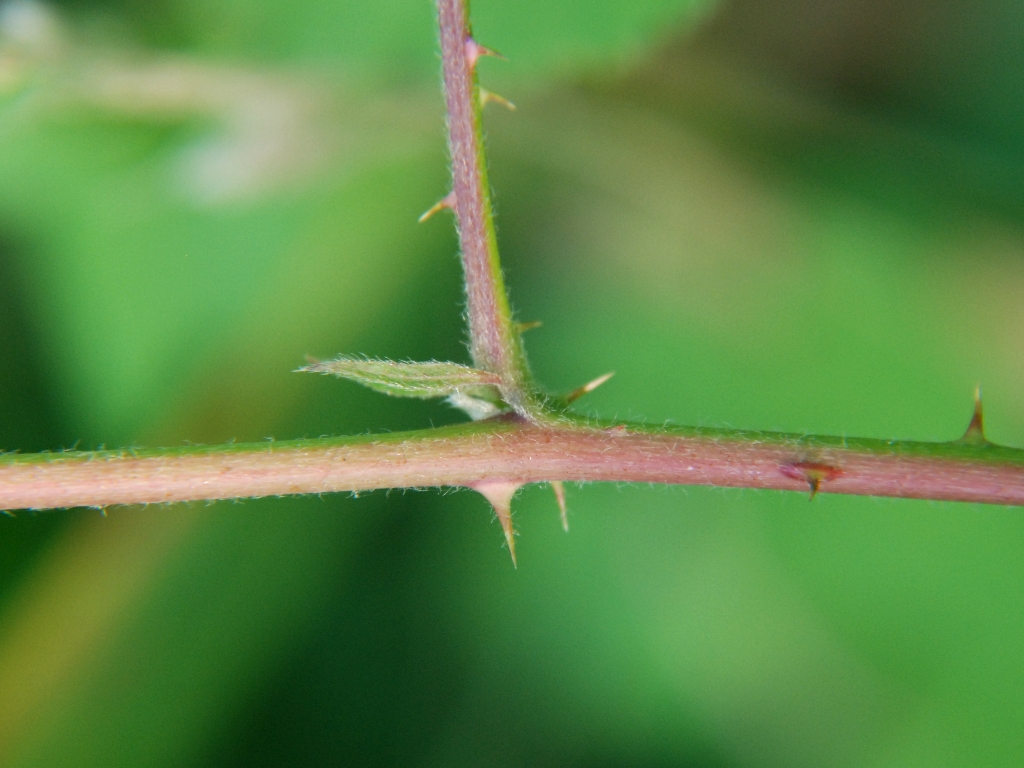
left=2, top=419, right=1023, bottom=510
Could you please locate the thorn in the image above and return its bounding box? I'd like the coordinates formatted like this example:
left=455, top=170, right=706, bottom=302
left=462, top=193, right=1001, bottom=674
left=565, top=372, right=615, bottom=404
left=470, top=480, right=523, bottom=567
left=779, top=462, right=842, bottom=501
left=959, top=385, right=988, bottom=445
left=465, top=37, right=505, bottom=71
left=418, top=191, right=456, bottom=223
left=515, top=320, right=542, bottom=333
left=479, top=88, right=516, bottom=111
left=551, top=481, right=568, bottom=532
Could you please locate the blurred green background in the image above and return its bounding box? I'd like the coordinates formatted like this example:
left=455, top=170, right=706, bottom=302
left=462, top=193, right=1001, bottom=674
left=1, top=0, right=1024, bottom=764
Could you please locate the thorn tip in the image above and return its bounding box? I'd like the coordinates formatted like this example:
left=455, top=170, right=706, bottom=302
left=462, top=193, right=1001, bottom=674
left=418, top=191, right=456, bottom=223
left=565, top=372, right=615, bottom=404
left=479, top=88, right=516, bottom=111
left=551, top=480, right=568, bottom=531
left=465, top=37, right=505, bottom=70
left=470, top=480, right=523, bottom=567
left=515, top=320, right=542, bottom=333
left=959, top=384, right=988, bottom=445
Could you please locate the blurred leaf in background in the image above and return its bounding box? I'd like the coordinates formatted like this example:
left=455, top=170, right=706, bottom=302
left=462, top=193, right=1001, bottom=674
left=1, top=0, right=1024, bottom=766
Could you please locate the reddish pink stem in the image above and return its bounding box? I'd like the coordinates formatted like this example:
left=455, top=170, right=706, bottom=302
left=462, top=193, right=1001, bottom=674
left=3, top=4, right=1021, bottom=517
left=438, top=0, right=522, bottom=397
left=2, top=423, right=1022, bottom=511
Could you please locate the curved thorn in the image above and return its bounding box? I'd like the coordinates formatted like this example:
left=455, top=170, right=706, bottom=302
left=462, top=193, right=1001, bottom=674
left=959, top=384, right=988, bottom=445
left=515, top=320, right=542, bottom=333
left=479, top=88, right=516, bottom=111
left=470, top=479, right=522, bottom=567
left=418, top=191, right=456, bottom=223
left=465, top=37, right=505, bottom=70
left=551, top=480, right=568, bottom=532
left=565, top=372, right=615, bottom=404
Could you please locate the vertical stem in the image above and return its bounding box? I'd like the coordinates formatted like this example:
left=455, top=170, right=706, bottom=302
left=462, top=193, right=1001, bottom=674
left=437, top=0, right=533, bottom=416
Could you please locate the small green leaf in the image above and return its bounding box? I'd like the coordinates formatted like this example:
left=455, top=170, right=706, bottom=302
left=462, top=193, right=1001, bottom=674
left=299, top=356, right=503, bottom=400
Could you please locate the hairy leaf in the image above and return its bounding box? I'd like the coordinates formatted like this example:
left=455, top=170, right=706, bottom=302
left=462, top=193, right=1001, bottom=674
left=299, top=357, right=503, bottom=400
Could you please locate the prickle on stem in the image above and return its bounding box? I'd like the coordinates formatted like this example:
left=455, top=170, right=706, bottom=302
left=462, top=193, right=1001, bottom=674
left=464, top=37, right=504, bottom=71
left=479, top=88, right=516, bottom=111
left=959, top=385, right=988, bottom=445
left=551, top=480, right=568, bottom=532
left=565, top=372, right=615, bottom=404
left=418, top=191, right=456, bottom=223
left=470, top=479, right=523, bottom=566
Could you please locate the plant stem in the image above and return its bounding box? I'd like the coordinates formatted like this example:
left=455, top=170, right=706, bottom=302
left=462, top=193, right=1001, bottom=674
left=0, top=2, right=1020, bottom=517
left=2, top=419, right=1023, bottom=511
left=437, top=0, right=534, bottom=415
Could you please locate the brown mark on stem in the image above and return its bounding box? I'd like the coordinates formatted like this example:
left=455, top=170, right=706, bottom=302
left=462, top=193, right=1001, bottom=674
left=780, top=461, right=844, bottom=500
